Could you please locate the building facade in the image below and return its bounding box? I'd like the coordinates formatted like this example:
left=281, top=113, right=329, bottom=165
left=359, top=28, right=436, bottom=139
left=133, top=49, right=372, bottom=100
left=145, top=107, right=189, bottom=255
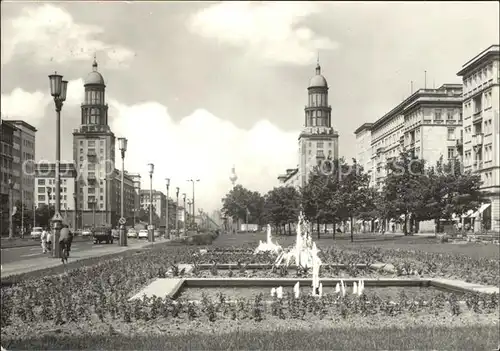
left=354, top=123, right=373, bottom=177
left=140, top=189, right=167, bottom=225
left=0, top=118, right=16, bottom=235
left=278, top=62, right=340, bottom=187
left=359, top=84, right=463, bottom=189
left=457, top=44, right=500, bottom=231
left=72, top=58, right=137, bottom=228
left=34, top=162, right=77, bottom=227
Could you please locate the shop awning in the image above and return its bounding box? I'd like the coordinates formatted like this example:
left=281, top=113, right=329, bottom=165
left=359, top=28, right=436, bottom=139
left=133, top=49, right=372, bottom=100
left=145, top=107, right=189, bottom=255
left=471, top=203, right=491, bottom=218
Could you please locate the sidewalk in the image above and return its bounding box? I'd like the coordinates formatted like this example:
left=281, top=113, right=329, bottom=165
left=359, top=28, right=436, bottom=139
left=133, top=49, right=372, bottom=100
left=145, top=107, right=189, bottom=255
left=1, top=238, right=169, bottom=278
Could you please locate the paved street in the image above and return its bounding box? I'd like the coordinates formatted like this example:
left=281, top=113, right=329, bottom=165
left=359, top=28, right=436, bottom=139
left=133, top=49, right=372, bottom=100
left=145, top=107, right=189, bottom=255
left=0, top=238, right=166, bottom=277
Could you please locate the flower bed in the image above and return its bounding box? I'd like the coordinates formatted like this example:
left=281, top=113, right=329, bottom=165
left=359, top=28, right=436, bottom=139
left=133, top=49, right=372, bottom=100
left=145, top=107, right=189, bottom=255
left=1, top=244, right=499, bottom=346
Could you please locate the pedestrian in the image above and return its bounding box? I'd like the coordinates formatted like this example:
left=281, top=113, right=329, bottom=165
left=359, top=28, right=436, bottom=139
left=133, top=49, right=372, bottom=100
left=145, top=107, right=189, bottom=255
left=46, top=227, right=52, bottom=252
left=41, top=228, right=48, bottom=253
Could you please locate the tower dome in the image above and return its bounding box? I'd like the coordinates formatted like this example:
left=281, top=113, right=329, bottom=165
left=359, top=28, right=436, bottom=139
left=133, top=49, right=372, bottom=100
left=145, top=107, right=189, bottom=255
left=308, top=62, right=328, bottom=88
left=84, top=56, right=105, bottom=86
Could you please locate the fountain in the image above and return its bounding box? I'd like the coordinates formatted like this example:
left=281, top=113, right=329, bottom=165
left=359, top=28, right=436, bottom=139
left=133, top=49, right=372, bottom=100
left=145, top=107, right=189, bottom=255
left=254, top=224, right=282, bottom=254
left=275, top=212, right=322, bottom=269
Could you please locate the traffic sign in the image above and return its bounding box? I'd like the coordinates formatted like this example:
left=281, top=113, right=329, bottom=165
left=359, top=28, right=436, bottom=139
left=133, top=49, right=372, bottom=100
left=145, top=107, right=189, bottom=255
left=119, top=217, right=126, bottom=225
left=52, top=212, right=64, bottom=222
left=147, top=225, right=155, bottom=230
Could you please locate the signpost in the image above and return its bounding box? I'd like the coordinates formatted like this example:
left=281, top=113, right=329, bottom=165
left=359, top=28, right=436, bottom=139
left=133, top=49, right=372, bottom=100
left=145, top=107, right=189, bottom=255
left=119, top=217, right=126, bottom=225
left=147, top=224, right=155, bottom=231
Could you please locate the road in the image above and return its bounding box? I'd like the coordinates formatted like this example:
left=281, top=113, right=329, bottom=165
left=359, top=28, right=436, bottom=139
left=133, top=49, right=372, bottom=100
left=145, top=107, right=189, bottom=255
left=0, top=238, right=150, bottom=264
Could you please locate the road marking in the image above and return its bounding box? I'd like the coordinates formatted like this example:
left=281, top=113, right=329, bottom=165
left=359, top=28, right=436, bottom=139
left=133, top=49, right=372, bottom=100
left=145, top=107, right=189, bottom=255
left=20, top=253, right=44, bottom=258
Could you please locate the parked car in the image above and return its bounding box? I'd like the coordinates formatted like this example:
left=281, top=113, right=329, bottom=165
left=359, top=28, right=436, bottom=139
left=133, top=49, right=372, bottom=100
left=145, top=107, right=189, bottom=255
left=127, top=229, right=138, bottom=238
left=154, top=230, right=161, bottom=237
left=138, top=229, right=148, bottom=239
left=93, top=226, right=113, bottom=244
left=112, top=229, right=120, bottom=239
left=30, top=227, right=43, bottom=240
left=82, top=229, right=93, bottom=237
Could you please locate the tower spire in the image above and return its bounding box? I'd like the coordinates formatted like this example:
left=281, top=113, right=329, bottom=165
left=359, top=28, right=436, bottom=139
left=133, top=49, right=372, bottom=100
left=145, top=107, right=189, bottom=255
left=92, top=53, right=98, bottom=72
left=315, top=51, right=321, bottom=75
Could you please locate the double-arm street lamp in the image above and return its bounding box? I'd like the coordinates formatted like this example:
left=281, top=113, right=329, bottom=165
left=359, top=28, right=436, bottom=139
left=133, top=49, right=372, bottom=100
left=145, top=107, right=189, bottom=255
left=187, top=179, right=200, bottom=228
left=118, top=137, right=128, bottom=246
left=48, top=72, right=68, bottom=258
left=148, top=163, right=155, bottom=242
left=175, top=187, right=180, bottom=237
left=165, top=178, right=170, bottom=239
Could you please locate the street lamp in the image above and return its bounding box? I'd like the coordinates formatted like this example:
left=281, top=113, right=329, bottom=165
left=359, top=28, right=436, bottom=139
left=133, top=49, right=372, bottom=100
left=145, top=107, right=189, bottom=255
left=187, top=199, right=192, bottom=229
left=147, top=163, right=154, bottom=242
left=175, top=187, right=179, bottom=237
left=165, top=178, right=170, bottom=239
left=187, top=179, right=200, bottom=228
left=47, top=187, right=52, bottom=218
left=72, top=192, right=77, bottom=231
left=8, top=178, right=14, bottom=239
left=118, top=137, right=128, bottom=246
left=48, top=72, right=68, bottom=258
left=182, top=193, right=186, bottom=235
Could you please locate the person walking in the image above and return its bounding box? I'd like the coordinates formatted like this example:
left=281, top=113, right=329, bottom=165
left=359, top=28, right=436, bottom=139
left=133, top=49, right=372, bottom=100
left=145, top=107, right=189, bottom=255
left=46, top=227, right=52, bottom=252
left=40, top=228, right=48, bottom=253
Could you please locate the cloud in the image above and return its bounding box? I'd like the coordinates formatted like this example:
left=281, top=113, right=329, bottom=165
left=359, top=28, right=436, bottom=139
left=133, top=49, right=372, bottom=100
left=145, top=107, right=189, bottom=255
left=1, top=88, right=50, bottom=121
left=1, top=4, right=135, bottom=68
left=108, top=99, right=298, bottom=213
left=188, top=2, right=338, bottom=65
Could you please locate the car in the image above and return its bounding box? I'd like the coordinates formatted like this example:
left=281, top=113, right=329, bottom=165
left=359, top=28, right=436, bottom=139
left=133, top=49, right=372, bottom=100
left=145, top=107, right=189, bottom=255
left=127, top=229, right=138, bottom=238
left=93, top=226, right=113, bottom=244
left=154, top=230, right=161, bottom=237
left=138, top=229, right=148, bottom=239
left=82, top=229, right=93, bottom=237
left=112, top=229, right=120, bottom=239
left=30, top=227, right=43, bottom=240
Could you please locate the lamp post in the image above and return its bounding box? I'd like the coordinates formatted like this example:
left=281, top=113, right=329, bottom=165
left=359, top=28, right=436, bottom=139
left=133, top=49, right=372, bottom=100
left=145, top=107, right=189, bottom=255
left=33, top=204, right=37, bottom=229
left=182, top=193, right=186, bottom=235
left=187, top=199, right=192, bottom=229
left=147, top=163, right=154, bottom=242
left=72, top=193, right=77, bottom=231
left=8, top=178, right=14, bottom=239
left=187, top=179, right=199, bottom=228
left=21, top=189, right=24, bottom=238
left=118, top=137, right=128, bottom=246
left=165, top=178, right=170, bottom=239
left=175, top=187, right=179, bottom=237
left=47, top=186, right=52, bottom=221
left=48, top=72, right=68, bottom=258
left=92, top=201, right=96, bottom=229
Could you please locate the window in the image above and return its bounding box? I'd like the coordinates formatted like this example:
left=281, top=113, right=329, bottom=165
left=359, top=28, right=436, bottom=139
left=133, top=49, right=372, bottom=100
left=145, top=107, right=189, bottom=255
left=447, top=147, right=455, bottom=159
left=88, top=164, right=95, bottom=171
left=38, top=195, right=45, bottom=201
left=434, top=109, right=442, bottom=120
left=447, top=128, right=456, bottom=140
left=37, top=187, right=45, bottom=193
left=446, top=109, right=454, bottom=120
left=80, top=140, right=84, bottom=146
left=88, top=140, right=96, bottom=148
left=38, top=179, right=45, bottom=185
left=316, top=150, right=324, bottom=157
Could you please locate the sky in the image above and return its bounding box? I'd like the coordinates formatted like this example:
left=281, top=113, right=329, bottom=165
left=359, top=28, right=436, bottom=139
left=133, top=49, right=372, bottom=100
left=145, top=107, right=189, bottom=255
left=1, top=1, right=499, bottom=213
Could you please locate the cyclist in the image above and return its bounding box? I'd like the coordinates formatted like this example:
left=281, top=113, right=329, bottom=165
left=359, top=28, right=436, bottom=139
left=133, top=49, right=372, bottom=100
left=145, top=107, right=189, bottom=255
left=59, top=224, right=72, bottom=264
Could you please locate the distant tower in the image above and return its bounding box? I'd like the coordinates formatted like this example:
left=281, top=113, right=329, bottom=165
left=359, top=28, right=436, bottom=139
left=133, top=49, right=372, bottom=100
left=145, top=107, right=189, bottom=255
left=229, top=165, right=238, bottom=188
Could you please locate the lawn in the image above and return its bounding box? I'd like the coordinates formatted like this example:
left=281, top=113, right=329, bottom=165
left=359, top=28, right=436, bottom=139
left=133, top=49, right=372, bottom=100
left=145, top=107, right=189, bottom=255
left=5, top=325, right=499, bottom=350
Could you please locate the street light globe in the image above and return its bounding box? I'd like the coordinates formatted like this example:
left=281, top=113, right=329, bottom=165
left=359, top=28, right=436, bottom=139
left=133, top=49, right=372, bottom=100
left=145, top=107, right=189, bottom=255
left=148, top=163, right=154, bottom=175
left=166, top=178, right=170, bottom=187
left=182, top=193, right=186, bottom=200
left=118, top=137, right=128, bottom=152
left=48, top=72, right=63, bottom=97
left=60, top=80, right=68, bottom=102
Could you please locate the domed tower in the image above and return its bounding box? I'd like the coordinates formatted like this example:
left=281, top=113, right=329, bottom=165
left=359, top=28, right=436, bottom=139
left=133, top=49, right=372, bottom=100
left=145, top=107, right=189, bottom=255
left=73, top=56, right=117, bottom=229
left=81, top=57, right=109, bottom=129
left=229, top=165, right=238, bottom=188
left=297, top=59, right=339, bottom=187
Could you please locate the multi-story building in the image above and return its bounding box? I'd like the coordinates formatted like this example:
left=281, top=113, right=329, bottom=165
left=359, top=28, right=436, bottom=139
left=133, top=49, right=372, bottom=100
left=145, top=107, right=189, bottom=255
left=277, top=168, right=300, bottom=188
left=278, top=62, right=340, bottom=187
left=358, top=84, right=463, bottom=189
left=34, top=162, right=77, bottom=227
left=354, top=123, right=373, bottom=176
left=457, top=44, right=500, bottom=232
left=112, top=170, right=135, bottom=221
left=2, top=119, right=37, bottom=214
left=0, top=118, right=16, bottom=235
left=72, top=58, right=136, bottom=227
left=140, top=189, right=167, bottom=225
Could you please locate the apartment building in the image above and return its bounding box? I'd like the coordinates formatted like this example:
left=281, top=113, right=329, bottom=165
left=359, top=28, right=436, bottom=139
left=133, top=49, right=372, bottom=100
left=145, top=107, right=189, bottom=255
left=34, top=162, right=77, bottom=227
left=140, top=189, right=167, bottom=224
left=0, top=118, right=16, bottom=235
left=457, top=44, right=499, bottom=231
left=354, top=123, right=374, bottom=176
left=356, top=84, right=463, bottom=189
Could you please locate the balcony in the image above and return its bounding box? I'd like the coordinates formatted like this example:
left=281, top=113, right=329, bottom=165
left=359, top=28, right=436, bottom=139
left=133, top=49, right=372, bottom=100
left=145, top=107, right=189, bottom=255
left=376, top=146, right=385, bottom=155
left=472, top=133, right=484, bottom=149
left=473, top=111, right=482, bottom=123
left=434, top=119, right=443, bottom=124
left=446, top=119, right=456, bottom=124
left=87, top=150, right=97, bottom=157
left=473, top=161, right=483, bottom=170
left=87, top=174, right=97, bottom=184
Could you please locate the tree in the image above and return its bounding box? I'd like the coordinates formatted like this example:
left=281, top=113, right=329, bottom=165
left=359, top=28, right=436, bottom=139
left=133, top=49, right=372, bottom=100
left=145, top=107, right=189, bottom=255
left=12, top=200, right=33, bottom=232
left=221, top=185, right=265, bottom=225
left=380, top=152, right=428, bottom=235
left=419, top=157, right=485, bottom=232
left=264, top=186, right=300, bottom=235
left=35, top=204, right=55, bottom=228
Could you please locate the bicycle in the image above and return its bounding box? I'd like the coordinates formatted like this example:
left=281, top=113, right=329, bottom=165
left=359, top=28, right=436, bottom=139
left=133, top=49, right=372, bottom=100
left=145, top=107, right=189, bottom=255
left=60, top=241, right=69, bottom=265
